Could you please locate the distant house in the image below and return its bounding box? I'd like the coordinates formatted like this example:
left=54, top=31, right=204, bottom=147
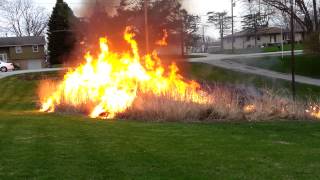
left=0, top=36, right=46, bottom=69
left=222, top=27, right=305, bottom=50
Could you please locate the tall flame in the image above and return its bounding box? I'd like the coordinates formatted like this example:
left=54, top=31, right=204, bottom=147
left=40, top=27, right=209, bottom=119
left=156, top=29, right=168, bottom=46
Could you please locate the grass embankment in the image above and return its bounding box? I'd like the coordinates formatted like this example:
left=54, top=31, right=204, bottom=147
left=232, top=55, right=320, bottom=79
left=262, top=43, right=303, bottom=52
left=190, top=62, right=320, bottom=99
left=0, top=70, right=320, bottom=178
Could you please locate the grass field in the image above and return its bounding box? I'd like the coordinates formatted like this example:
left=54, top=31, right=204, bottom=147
left=0, top=69, right=320, bottom=179
left=231, top=55, right=320, bottom=79
left=262, top=43, right=304, bottom=52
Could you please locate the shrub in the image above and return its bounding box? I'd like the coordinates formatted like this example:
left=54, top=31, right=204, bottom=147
left=303, top=32, right=320, bottom=55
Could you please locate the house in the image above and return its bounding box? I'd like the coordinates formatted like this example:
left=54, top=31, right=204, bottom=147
left=222, top=27, right=305, bottom=50
left=0, top=36, right=46, bottom=69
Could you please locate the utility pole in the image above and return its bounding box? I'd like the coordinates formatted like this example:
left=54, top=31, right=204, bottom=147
left=313, top=0, right=319, bottom=31
left=202, top=25, right=208, bottom=53
left=144, top=0, right=150, bottom=53
left=231, top=0, right=235, bottom=53
left=290, top=0, right=296, bottom=100
left=281, top=27, right=284, bottom=59
left=181, top=13, right=185, bottom=56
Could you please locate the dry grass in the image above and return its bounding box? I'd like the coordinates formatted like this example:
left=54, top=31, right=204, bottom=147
left=117, top=85, right=309, bottom=122
left=39, top=79, right=315, bottom=122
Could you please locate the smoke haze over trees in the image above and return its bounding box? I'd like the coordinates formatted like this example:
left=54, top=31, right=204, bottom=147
left=77, top=0, right=200, bottom=55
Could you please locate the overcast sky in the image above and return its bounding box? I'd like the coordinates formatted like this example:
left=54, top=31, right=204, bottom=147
left=33, top=0, right=244, bottom=38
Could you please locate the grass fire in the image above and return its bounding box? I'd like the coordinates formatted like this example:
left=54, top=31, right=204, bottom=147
left=39, top=27, right=211, bottom=119
left=39, top=27, right=320, bottom=121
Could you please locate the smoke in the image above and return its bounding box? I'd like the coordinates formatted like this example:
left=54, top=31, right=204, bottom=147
left=79, top=0, right=121, bottom=16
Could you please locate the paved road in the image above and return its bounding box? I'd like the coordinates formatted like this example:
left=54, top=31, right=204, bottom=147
left=189, top=51, right=320, bottom=87
left=0, top=68, right=63, bottom=79
left=1, top=50, right=319, bottom=87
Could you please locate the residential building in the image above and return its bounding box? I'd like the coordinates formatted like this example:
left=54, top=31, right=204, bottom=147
left=0, top=36, right=46, bottom=69
left=222, top=27, right=304, bottom=50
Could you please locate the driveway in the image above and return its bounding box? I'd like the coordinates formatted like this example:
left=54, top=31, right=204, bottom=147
left=189, top=51, right=320, bottom=87
left=0, top=68, right=63, bottom=79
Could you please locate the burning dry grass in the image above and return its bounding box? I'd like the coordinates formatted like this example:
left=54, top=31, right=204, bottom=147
left=38, top=27, right=319, bottom=122
left=39, top=80, right=314, bottom=122
left=119, top=86, right=308, bottom=122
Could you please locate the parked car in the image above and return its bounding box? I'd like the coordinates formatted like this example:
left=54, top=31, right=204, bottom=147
left=0, top=61, right=14, bottom=72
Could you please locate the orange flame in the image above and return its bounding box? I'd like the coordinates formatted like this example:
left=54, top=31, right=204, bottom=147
left=156, top=29, right=168, bottom=46
left=306, top=105, right=320, bottom=119
left=40, top=27, right=209, bottom=119
left=244, top=104, right=256, bottom=113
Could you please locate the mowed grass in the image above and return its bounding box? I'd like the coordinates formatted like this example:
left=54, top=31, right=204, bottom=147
left=262, top=43, right=303, bottom=52
left=0, top=71, right=320, bottom=178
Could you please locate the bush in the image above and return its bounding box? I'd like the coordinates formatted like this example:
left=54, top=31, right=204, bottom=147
left=303, top=32, right=320, bottom=55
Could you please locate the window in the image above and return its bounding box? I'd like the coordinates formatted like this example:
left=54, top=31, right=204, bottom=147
left=15, top=46, right=22, bottom=54
left=0, top=54, right=7, bottom=62
left=257, top=36, right=261, bottom=41
left=246, top=36, right=251, bottom=41
left=32, top=45, right=39, bottom=52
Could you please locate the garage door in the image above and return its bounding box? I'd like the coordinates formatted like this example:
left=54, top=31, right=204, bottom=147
left=27, top=59, right=42, bottom=69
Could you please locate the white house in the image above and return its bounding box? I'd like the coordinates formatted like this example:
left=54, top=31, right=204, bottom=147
left=222, top=27, right=304, bottom=50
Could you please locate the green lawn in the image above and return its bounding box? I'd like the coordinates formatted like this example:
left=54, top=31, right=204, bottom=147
left=231, top=55, right=320, bottom=79
left=262, top=43, right=304, bottom=52
left=0, top=71, right=320, bottom=179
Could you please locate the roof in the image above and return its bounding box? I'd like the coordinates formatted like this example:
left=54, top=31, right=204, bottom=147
left=0, top=36, right=45, bottom=47
left=223, top=27, right=304, bottom=39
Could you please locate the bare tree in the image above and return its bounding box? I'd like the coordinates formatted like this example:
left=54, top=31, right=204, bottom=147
left=256, top=0, right=319, bottom=33
left=207, top=11, right=232, bottom=50
left=0, top=0, right=48, bottom=37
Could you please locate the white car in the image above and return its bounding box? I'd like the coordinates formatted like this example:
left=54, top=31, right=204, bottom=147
left=0, top=61, right=14, bottom=72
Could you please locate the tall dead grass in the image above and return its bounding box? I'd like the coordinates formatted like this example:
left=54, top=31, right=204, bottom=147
left=118, top=84, right=309, bottom=122
left=39, top=81, right=315, bottom=122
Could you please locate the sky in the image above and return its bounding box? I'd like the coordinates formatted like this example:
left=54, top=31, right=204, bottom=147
left=33, top=0, right=244, bottom=38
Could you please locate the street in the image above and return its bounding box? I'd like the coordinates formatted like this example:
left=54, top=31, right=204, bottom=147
left=189, top=51, right=320, bottom=87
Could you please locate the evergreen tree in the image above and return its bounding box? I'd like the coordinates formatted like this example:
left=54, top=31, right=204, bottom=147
left=47, top=0, right=78, bottom=65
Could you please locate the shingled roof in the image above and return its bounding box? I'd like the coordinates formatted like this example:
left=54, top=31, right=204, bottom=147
left=223, top=27, right=304, bottom=39
left=0, top=36, right=45, bottom=47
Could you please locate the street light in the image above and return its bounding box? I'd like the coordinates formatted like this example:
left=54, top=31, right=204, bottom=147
left=231, top=0, right=235, bottom=53
left=231, top=0, right=242, bottom=53
left=290, top=0, right=296, bottom=100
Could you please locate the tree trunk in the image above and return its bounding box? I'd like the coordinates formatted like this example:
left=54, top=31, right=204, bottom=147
left=220, top=18, right=224, bottom=50
left=313, top=0, right=319, bottom=31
